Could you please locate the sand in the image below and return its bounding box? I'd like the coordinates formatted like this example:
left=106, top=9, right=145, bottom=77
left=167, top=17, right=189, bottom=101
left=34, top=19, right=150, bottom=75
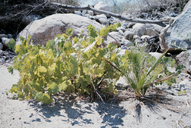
left=0, top=64, right=191, bottom=128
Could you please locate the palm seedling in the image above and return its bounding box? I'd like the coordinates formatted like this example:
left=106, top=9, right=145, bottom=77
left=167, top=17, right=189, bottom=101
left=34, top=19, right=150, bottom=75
left=118, top=47, right=184, bottom=99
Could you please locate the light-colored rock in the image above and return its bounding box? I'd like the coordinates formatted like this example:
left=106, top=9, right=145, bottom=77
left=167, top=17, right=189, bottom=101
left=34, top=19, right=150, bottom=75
left=74, top=10, right=82, bottom=15
left=94, top=2, right=110, bottom=14
left=0, top=34, right=7, bottom=38
left=165, top=1, right=191, bottom=49
left=175, top=50, right=191, bottom=73
left=88, top=10, right=94, bottom=16
left=16, top=14, right=104, bottom=46
left=132, top=23, right=146, bottom=36
left=96, top=14, right=107, bottom=24
left=141, top=35, right=151, bottom=40
left=124, top=30, right=135, bottom=40
left=149, top=52, right=163, bottom=59
left=116, top=27, right=126, bottom=32
left=1, top=37, right=10, bottom=47
left=0, top=43, right=3, bottom=50
left=105, top=32, right=122, bottom=47
left=162, top=16, right=175, bottom=22
left=121, top=39, right=134, bottom=49
left=179, top=79, right=189, bottom=91
left=0, top=58, right=5, bottom=63
left=127, top=22, right=135, bottom=28
left=108, top=17, right=121, bottom=24
left=0, top=50, right=3, bottom=56
left=133, top=23, right=163, bottom=37
left=7, top=34, right=13, bottom=38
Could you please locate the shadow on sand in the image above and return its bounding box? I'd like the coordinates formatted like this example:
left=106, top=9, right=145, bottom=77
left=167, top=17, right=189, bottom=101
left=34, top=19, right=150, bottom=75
left=28, top=93, right=127, bottom=127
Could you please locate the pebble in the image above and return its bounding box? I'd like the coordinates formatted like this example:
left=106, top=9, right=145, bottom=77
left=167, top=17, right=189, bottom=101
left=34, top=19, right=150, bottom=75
left=0, top=58, right=5, bottom=63
left=0, top=50, right=3, bottom=56
left=0, top=43, right=3, bottom=50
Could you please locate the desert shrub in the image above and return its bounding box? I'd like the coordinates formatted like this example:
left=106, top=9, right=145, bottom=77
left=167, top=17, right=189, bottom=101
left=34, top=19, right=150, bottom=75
left=7, top=23, right=122, bottom=104
left=119, top=47, right=185, bottom=98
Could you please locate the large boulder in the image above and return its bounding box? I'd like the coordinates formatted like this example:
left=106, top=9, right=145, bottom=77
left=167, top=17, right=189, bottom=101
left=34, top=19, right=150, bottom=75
left=165, top=0, right=191, bottom=49
left=16, top=14, right=104, bottom=46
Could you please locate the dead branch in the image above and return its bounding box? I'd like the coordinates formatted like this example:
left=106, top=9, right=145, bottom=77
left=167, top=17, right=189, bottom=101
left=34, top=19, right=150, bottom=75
left=51, top=2, right=166, bottom=27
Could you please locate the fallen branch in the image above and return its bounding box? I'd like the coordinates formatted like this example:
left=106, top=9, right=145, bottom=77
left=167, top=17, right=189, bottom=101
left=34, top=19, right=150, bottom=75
left=51, top=2, right=166, bottom=27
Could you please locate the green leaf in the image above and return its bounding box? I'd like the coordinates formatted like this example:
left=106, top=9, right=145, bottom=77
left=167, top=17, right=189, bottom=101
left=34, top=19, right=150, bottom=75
left=7, top=66, right=14, bottom=74
left=42, top=93, right=53, bottom=104
left=95, top=37, right=104, bottom=45
left=8, top=38, right=16, bottom=50
left=10, top=86, right=18, bottom=93
left=18, top=91, right=24, bottom=98
left=59, top=81, right=68, bottom=91
left=87, top=25, right=98, bottom=38
left=66, top=28, right=73, bottom=36
left=38, top=66, right=47, bottom=73
left=111, top=53, right=116, bottom=61
left=47, top=82, right=59, bottom=94
left=100, top=27, right=109, bottom=37
left=35, top=92, right=43, bottom=101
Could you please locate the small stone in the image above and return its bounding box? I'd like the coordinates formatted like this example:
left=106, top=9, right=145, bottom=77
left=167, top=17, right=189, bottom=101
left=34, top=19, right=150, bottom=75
left=74, top=10, right=82, bottom=15
left=0, top=58, right=5, bottom=63
left=88, top=10, right=94, bottom=16
left=0, top=50, right=3, bottom=56
left=0, top=43, right=3, bottom=50
left=7, top=34, right=13, bottom=38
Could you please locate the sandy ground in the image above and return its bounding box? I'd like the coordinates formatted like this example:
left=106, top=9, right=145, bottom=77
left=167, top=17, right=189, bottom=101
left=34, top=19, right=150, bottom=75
left=0, top=63, right=191, bottom=128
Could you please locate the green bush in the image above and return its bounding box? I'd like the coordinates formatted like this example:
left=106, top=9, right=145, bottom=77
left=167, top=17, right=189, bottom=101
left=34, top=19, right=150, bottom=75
left=119, top=47, right=185, bottom=98
left=8, top=23, right=122, bottom=104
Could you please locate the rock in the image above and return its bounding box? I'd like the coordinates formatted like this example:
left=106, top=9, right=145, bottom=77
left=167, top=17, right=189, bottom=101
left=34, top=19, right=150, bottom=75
left=108, top=17, right=121, bottom=25
left=16, top=14, right=104, bottom=46
left=1, top=37, right=10, bottom=47
left=0, top=34, right=7, bottom=39
left=127, top=22, right=136, bottom=28
left=0, top=58, right=5, bottom=63
left=105, top=32, right=122, bottom=47
left=132, top=23, right=147, bottom=37
left=179, top=79, right=189, bottom=91
left=117, top=49, right=126, bottom=56
left=22, top=15, right=42, bottom=26
left=175, top=50, right=191, bottom=74
left=0, top=50, right=3, bottom=56
left=82, top=10, right=87, bottom=16
left=141, top=35, right=151, bottom=41
left=168, top=12, right=178, bottom=17
left=149, top=52, right=163, bottom=59
left=96, top=14, right=108, bottom=25
left=121, top=22, right=129, bottom=29
left=74, top=10, right=82, bottom=15
left=7, top=34, right=13, bottom=38
left=88, top=10, right=94, bottom=16
left=162, top=16, right=175, bottom=23
left=116, top=27, right=126, bottom=32
left=124, top=30, right=135, bottom=40
left=118, top=30, right=124, bottom=35
left=133, top=23, right=163, bottom=37
left=165, top=1, right=191, bottom=49
left=0, top=43, right=3, bottom=50
left=121, top=39, right=134, bottom=49
left=94, top=2, right=110, bottom=15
